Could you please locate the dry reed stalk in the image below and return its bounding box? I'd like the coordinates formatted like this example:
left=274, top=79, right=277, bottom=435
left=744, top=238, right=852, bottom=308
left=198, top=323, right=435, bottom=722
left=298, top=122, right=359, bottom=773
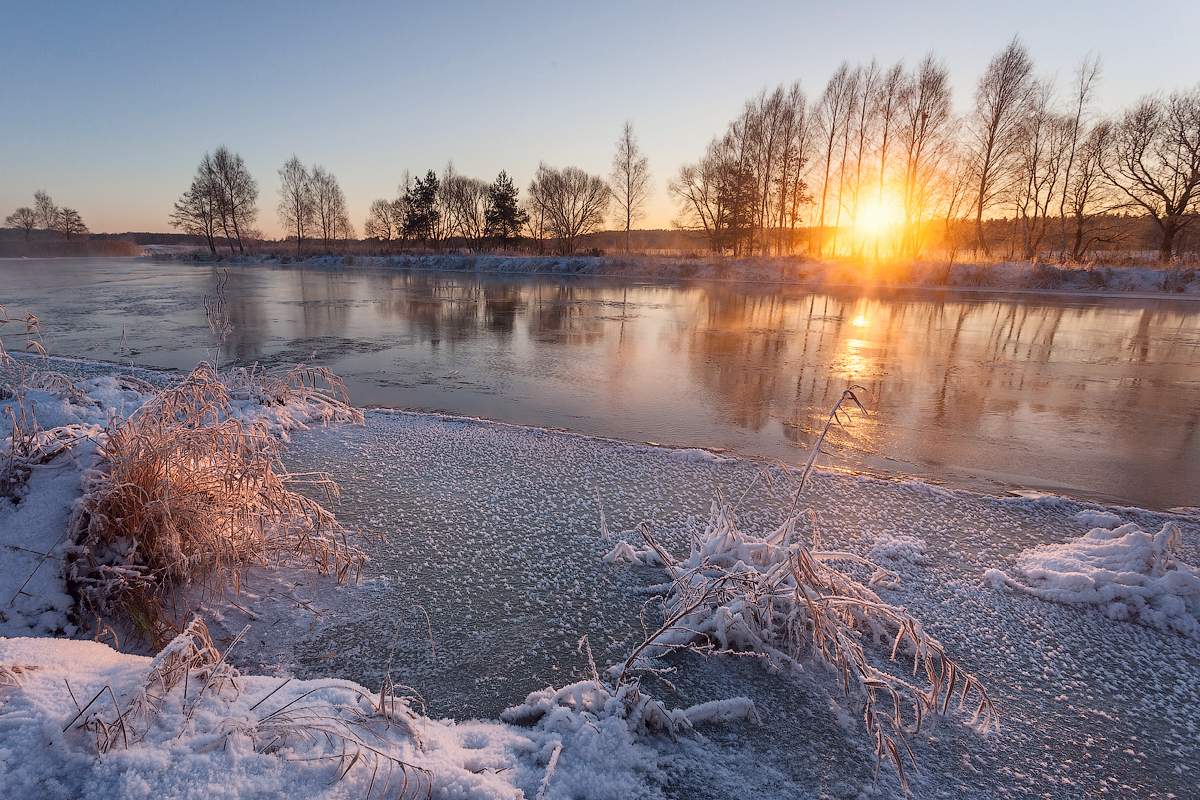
left=606, top=387, right=996, bottom=792
left=203, top=269, right=233, bottom=362
left=226, top=362, right=365, bottom=425
left=68, top=362, right=365, bottom=640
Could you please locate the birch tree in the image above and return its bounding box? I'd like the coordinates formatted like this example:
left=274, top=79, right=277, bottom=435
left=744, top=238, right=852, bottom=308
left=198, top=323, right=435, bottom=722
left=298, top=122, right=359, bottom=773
left=609, top=121, right=650, bottom=252
left=967, top=38, right=1035, bottom=255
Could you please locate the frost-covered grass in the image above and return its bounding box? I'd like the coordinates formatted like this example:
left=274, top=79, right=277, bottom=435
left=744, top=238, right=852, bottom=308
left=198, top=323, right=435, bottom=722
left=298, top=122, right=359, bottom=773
left=69, top=362, right=366, bottom=641
left=602, top=495, right=995, bottom=790
left=159, top=252, right=1200, bottom=296
left=0, top=354, right=365, bottom=642
left=0, top=631, right=672, bottom=800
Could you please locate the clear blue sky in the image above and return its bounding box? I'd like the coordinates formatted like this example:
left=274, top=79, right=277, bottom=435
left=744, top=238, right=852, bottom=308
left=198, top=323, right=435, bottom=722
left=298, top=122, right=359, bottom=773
left=2, top=0, right=1197, bottom=235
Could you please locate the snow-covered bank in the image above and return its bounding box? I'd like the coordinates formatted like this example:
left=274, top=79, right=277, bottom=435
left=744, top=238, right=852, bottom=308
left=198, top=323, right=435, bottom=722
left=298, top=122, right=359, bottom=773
left=0, top=632, right=677, bottom=800
left=154, top=252, right=1200, bottom=296
left=2, top=359, right=1198, bottom=798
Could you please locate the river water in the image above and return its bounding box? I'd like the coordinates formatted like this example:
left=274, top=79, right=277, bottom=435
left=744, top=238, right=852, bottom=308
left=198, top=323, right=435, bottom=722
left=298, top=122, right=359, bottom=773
left=0, top=256, right=1196, bottom=508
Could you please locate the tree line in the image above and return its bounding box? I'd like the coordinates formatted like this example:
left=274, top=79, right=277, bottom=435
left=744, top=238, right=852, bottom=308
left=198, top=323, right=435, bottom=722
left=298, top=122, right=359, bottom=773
left=672, top=38, right=1200, bottom=261
left=5, top=191, right=88, bottom=240
left=168, top=123, right=650, bottom=256
left=27, top=36, right=1195, bottom=263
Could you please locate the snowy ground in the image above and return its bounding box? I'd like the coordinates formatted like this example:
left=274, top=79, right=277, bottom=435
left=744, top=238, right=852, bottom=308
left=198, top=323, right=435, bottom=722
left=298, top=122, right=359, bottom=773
left=1, top=361, right=1198, bottom=798
left=216, top=411, right=1198, bottom=799
left=158, top=252, right=1200, bottom=297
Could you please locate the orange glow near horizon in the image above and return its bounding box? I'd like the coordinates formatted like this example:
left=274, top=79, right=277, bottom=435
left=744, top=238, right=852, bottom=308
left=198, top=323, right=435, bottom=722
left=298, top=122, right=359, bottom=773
left=853, top=193, right=905, bottom=245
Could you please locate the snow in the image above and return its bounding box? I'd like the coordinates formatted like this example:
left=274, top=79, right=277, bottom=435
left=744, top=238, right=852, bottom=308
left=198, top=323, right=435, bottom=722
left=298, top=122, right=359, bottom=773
left=1073, top=509, right=1124, bottom=529
left=985, top=521, right=1200, bottom=638
left=0, top=635, right=662, bottom=800
left=2, top=358, right=1199, bottom=798
left=868, top=532, right=930, bottom=568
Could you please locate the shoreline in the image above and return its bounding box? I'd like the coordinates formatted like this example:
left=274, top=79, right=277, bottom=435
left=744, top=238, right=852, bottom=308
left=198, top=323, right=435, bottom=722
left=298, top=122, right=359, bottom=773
left=144, top=251, right=1200, bottom=301
left=23, top=352, right=1193, bottom=514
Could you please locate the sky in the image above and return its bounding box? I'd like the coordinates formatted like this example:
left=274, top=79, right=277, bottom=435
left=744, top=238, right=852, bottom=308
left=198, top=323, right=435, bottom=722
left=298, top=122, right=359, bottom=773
left=2, top=0, right=1198, bottom=236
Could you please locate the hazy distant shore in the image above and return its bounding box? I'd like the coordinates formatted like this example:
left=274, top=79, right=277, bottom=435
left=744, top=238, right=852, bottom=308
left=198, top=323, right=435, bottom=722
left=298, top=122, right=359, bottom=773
left=150, top=251, right=1200, bottom=297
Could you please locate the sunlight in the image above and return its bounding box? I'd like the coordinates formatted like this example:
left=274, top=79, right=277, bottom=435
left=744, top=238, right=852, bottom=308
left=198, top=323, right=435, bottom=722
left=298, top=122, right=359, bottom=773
left=853, top=194, right=905, bottom=241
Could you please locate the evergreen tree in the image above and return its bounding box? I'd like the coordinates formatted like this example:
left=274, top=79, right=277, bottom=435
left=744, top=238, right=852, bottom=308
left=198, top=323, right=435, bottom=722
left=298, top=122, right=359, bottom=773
left=484, top=171, right=527, bottom=244
left=403, top=170, right=440, bottom=242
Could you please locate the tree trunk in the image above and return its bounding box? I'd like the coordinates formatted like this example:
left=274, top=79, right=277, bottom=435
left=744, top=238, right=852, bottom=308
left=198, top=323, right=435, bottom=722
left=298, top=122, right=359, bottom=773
left=973, top=187, right=988, bottom=257
left=1159, top=218, right=1178, bottom=262
left=230, top=195, right=244, bottom=253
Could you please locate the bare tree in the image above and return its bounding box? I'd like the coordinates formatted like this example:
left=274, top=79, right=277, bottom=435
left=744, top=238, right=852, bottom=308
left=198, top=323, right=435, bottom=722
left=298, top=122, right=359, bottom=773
left=874, top=62, right=905, bottom=204
left=813, top=64, right=857, bottom=256
left=170, top=160, right=222, bottom=255
left=522, top=194, right=548, bottom=253
left=773, top=82, right=811, bottom=254
left=311, top=166, right=351, bottom=251
left=34, top=190, right=58, bottom=230
left=5, top=207, right=38, bottom=241
left=849, top=60, right=881, bottom=241
left=442, top=173, right=490, bottom=245
left=1012, top=83, right=1073, bottom=258
left=609, top=121, right=651, bottom=252
left=1065, top=121, right=1113, bottom=260
left=364, top=198, right=401, bottom=241
left=431, top=163, right=457, bottom=244
left=829, top=66, right=862, bottom=256
left=670, top=136, right=735, bottom=253
left=967, top=38, right=1035, bottom=255
left=1101, top=88, right=1200, bottom=260
left=934, top=148, right=976, bottom=264
left=277, top=156, right=315, bottom=256
left=897, top=55, right=954, bottom=256
left=1056, top=55, right=1102, bottom=255
left=210, top=146, right=258, bottom=254
left=527, top=164, right=610, bottom=254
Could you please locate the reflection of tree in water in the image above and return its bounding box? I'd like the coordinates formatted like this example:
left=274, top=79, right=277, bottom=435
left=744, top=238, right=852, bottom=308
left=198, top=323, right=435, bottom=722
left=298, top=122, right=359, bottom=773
left=369, top=273, right=481, bottom=347
left=529, top=284, right=604, bottom=345
left=681, top=288, right=797, bottom=431
left=483, top=284, right=522, bottom=335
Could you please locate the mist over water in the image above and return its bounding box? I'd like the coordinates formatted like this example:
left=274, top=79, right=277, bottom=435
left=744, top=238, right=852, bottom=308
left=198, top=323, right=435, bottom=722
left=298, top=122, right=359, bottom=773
left=2, top=256, right=1197, bottom=508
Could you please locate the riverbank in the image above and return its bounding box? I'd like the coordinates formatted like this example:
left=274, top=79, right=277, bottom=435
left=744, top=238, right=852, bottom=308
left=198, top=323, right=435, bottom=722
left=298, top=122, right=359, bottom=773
left=154, top=251, right=1200, bottom=297
left=0, top=356, right=1196, bottom=798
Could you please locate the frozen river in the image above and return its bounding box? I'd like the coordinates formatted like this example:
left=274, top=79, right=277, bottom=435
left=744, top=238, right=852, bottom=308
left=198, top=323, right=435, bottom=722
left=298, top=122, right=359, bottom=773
left=0, top=256, right=1197, bottom=508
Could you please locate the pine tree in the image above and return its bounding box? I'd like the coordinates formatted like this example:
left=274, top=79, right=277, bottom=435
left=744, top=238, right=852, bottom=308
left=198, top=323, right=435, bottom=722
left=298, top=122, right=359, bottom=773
left=484, top=171, right=528, bottom=244
left=403, top=170, right=440, bottom=242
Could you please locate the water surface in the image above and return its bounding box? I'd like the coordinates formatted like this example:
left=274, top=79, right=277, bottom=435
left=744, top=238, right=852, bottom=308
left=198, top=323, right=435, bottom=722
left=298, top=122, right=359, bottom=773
left=0, top=256, right=1196, bottom=508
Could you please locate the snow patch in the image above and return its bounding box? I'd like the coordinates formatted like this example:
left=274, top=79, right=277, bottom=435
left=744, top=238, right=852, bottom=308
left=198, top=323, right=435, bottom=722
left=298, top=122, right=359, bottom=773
left=868, top=533, right=930, bottom=568
left=1073, top=509, right=1123, bottom=529
left=986, top=522, right=1200, bottom=638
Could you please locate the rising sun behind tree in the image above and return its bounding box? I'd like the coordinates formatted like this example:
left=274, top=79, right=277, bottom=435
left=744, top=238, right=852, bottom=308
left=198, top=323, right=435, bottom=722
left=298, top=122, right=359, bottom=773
left=852, top=191, right=905, bottom=250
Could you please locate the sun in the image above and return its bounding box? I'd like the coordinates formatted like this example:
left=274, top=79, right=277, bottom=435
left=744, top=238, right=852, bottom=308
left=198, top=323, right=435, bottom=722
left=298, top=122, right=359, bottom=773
left=853, top=194, right=904, bottom=240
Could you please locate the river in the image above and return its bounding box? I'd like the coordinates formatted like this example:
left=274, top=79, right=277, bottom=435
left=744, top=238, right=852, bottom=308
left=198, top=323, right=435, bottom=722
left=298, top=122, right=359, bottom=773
left=0, top=256, right=1196, bottom=508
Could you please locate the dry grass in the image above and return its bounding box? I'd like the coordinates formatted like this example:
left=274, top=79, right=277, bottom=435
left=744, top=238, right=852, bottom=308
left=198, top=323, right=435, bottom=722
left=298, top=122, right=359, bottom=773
left=225, top=362, right=366, bottom=426
left=68, top=362, right=365, bottom=640
left=607, top=388, right=997, bottom=792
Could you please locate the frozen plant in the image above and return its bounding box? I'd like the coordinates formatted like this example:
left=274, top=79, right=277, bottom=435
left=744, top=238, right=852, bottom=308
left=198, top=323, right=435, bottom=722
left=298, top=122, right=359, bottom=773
left=68, top=363, right=366, bottom=641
